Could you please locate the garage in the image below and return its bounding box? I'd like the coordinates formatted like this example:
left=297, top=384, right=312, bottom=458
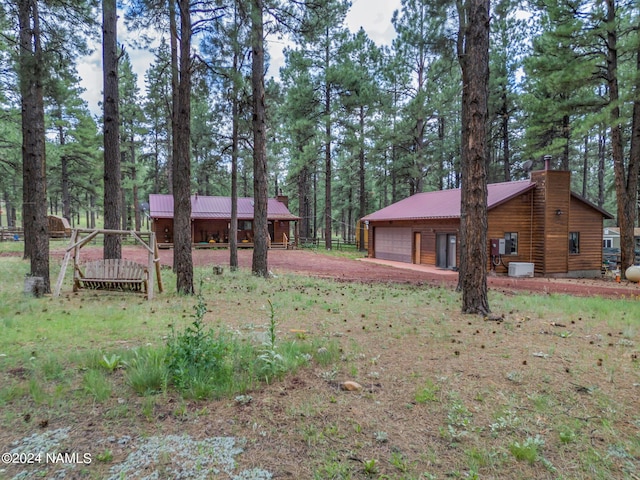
left=373, top=227, right=412, bottom=263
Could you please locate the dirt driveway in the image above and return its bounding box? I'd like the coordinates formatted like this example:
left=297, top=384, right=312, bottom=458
left=56, top=246, right=640, bottom=299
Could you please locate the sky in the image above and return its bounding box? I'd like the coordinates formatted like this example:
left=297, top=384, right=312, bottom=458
left=78, top=0, right=402, bottom=114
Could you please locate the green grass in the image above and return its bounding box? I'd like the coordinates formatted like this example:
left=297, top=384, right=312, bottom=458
left=508, top=436, right=544, bottom=464
left=415, top=378, right=440, bottom=403
left=82, top=369, right=112, bottom=402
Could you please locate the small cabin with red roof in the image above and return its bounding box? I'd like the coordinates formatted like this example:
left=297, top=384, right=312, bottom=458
left=149, top=194, right=300, bottom=248
left=361, top=168, right=613, bottom=278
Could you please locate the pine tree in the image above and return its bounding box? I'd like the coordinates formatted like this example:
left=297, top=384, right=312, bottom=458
left=457, top=0, right=490, bottom=316
left=143, top=39, right=173, bottom=194
left=280, top=49, right=321, bottom=241
left=288, top=0, right=351, bottom=249
left=605, top=0, right=640, bottom=275
left=391, top=0, right=450, bottom=195
left=334, top=29, right=384, bottom=248
left=251, top=0, right=269, bottom=277
left=200, top=0, right=252, bottom=269
left=119, top=53, right=146, bottom=231
left=45, top=67, right=101, bottom=226
left=103, top=0, right=122, bottom=258
left=488, top=0, right=526, bottom=182
left=17, top=0, right=50, bottom=291
left=173, top=0, right=194, bottom=294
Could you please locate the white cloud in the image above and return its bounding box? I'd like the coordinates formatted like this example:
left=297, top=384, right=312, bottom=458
left=345, top=0, right=399, bottom=46
left=77, top=48, right=102, bottom=113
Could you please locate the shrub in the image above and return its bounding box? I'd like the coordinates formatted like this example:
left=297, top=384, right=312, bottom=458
left=165, top=293, right=231, bottom=398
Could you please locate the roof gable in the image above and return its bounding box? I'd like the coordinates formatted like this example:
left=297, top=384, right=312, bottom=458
left=149, top=194, right=299, bottom=220
left=570, top=192, right=614, bottom=219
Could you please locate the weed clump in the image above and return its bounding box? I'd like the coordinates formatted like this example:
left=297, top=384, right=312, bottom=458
left=165, top=293, right=232, bottom=398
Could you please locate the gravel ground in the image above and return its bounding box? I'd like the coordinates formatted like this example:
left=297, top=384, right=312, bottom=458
left=4, top=429, right=272, bottom=480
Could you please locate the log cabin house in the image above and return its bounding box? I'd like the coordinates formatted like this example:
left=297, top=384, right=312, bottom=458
left=149, top=194, right=300, bottom=248
left=361, top=167, right=613, bottom=278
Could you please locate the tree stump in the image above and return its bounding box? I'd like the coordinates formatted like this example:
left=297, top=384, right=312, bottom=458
left=24, top=276, right=45, bottom=297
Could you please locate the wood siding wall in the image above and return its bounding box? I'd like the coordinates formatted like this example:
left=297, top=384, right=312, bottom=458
left=568, top=197, right=604, bottom=273
left=487, top=192, right=533, bottom=274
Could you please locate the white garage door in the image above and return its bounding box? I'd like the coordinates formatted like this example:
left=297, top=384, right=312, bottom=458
left=374, top=227, right=412, bottom=263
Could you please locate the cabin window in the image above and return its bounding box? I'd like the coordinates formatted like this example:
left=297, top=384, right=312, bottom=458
left=238, top=220, right=252, bottom=231
left=603, top=238, right=612, bottom=248
left=504, top=232, right=518, bottom=255
left=569, top=232, right=580, bottom=254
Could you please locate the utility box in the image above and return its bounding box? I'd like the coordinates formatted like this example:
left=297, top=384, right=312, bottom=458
left=490, top=238, right=506, bottom=256
left=508, top=262, right=534, bottom=278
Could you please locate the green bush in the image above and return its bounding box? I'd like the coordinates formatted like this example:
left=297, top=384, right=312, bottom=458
left=166, top=294, right=231, bottom=398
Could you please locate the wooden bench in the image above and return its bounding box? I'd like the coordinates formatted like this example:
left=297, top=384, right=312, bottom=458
left=74, top=259, right=149, bottom=294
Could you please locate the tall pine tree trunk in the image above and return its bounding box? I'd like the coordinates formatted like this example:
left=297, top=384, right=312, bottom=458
left=607, top=0, right=640, bottom=276
left=121, top=152, right=128, bottom=229
left=457, top=0, right=490, bottom=315
left=132, top=142, right=140, bottom=231
left=324, top=29, right=332, bottom=250
left=168, top=0, right=178, bottom=197
left=18, top=0, right=50, bottom=292
left=230, top=19, right=240, bottom=271
left=298, top=164, right=310, bottom=238
left=230, top=89, right=239, bottom=270
left=358, top=106, right=366, bottom=251
left=598, top=119, right=606, bottom=208
left=251, top=0, right=269, bottom=277
left=173, top=0, right=194, bottom=294
left=103, top=0, right=121, bottom=259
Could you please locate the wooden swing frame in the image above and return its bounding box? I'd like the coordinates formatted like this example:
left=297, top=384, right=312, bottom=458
left=53, top=229, right=163, bottom=300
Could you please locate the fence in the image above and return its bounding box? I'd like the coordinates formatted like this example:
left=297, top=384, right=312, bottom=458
left=0, top=227, right=23, bottom=242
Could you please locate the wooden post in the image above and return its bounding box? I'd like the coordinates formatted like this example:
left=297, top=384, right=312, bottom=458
left=53, top=229, right=78, bottom=297
left=147, top=232, right=155, bottom=300
left=153, top=233, right=164, bottom=293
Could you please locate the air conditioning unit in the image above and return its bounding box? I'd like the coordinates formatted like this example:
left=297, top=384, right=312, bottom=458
left=508, top=262, right=534, bottom=278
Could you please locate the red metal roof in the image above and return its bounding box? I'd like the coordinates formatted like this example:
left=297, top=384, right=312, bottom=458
left=361, top=180, right=536, bottom=221
left=149, top=194, right=299, bottom=221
